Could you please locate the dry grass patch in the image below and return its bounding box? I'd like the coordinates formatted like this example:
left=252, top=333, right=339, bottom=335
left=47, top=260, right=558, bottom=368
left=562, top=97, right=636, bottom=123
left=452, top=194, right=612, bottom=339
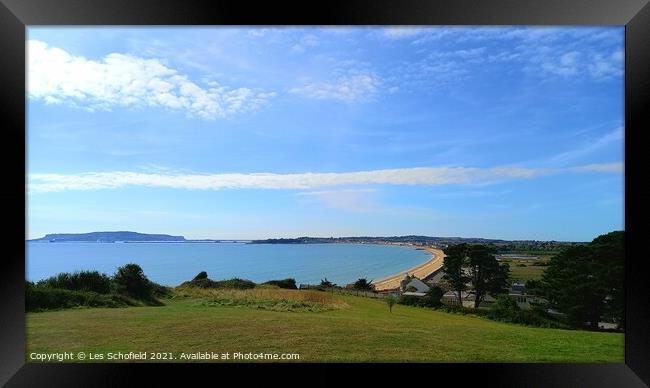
left=173, top=286, right=348, bottom=312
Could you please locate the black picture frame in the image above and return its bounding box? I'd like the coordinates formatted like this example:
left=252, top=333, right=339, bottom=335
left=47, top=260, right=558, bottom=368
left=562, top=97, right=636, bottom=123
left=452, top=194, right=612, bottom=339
left=1, top=0, right=649, bottom=386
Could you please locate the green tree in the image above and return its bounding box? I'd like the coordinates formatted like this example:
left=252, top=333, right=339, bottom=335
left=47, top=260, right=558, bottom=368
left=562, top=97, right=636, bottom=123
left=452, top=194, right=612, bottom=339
left=591, top=231, right=624, bottom=328
left=488, top=294, right=520, bottom=320
left=113, top=263, right=153, bottom=300
left=528, top=231, right=624, bottom=329
left=386, top=295, right=397, bottom=313
left=320, top=278, right=335, bottom=288
left=442, top=244, right=470, bottom=305
left=467, top=245, right=510, bottom=308
left=421, top=285, right=444, bottom=308
left=353, top=278, right=373, bottom=291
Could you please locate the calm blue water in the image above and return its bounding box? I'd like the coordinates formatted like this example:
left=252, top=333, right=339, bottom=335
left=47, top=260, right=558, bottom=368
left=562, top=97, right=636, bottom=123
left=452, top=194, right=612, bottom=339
left=26, top=242, right=430, bottom=287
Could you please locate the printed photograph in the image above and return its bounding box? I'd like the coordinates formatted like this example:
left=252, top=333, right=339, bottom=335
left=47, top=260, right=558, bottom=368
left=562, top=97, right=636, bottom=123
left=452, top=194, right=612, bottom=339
left=26, top=26, right=624, bottom=362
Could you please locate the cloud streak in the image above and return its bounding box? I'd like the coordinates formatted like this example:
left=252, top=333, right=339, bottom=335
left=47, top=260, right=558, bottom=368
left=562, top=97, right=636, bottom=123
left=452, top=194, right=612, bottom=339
left=296, top=188, right=379, bottom=212
left=28, top=163, right=622, bottom=194
left=28, top=40, right=275, bottom=119
left=381, top=27, right=430, bottom=39
left=549, top=127, right=624, bottom=164
left=289, top=74, right=380, bottom=102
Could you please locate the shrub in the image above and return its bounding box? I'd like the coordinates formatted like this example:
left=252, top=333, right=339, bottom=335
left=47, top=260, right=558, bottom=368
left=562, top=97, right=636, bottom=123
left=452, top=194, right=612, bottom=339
left=488, top=295, right=520, bottom=319
left=398, top=294, right=423, bottom=306
left=386, top=295, right=398, bottom=313
left=421, top=286, right=444, bottom=307
left=112, top=263, right=154, bottom=300
left=149, top=281, right=172, bottom=298
left=183, top=277, right=218, bottom=288
left=36, top=270, right=112, bottom=294
left=319, top=278, right=335, bottom=288
left=353, top=278, right=373, bottom=291
left=485, top=295, right=570, bottom=329
left=213, top=278, right=257, bottom=289
left=263, top=278, right=297, bottom=289
left=180, top=273, right=257, bottom=290
left=27, top=266, right=165, bottom=311
left=26, top=283, right=133, bottom=312
left=397, top=286, right=443, bottom=308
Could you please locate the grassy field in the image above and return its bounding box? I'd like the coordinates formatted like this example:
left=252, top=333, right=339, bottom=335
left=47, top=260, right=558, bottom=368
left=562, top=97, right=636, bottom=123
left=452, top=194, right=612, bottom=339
left=26, top=288, right=623, bottom=363
left=503, top=255, right=553, bottom=283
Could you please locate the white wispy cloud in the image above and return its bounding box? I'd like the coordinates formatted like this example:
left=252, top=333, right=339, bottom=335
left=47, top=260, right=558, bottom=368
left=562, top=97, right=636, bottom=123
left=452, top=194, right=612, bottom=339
left=568, top=162, right=624, bottom=173
left=533, top=48, right=623, bottom=80
left=296, top=188, right=378, bottom=212
left=28, top=163, right=622, bottom=194
left=549, top=127, right=624, bottom=164
left=588, top=50, right=624, bottom=79
left=28, top=40, right=275, bottom=119
left=291, top=34, right=319, bottom=53
left=382, top=27, right=429, bottom=39
left=289, top=74, right=380, bottom=102
left=540, top=51, right=581, bottom=77
left=381, top=27, right=623, bottom=85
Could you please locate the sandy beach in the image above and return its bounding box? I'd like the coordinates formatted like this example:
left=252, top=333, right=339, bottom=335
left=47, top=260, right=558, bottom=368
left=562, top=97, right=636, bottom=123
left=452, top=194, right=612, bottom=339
left=372, top=246, right=445, bottom=291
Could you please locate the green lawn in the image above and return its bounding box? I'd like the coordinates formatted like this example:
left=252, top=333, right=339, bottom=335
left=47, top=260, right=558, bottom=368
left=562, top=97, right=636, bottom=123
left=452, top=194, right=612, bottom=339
left=508, top=264, right=546, bottom=282
left=26, top=291, right=623, bottom=363
left=503, top=256, right=553, bottom=283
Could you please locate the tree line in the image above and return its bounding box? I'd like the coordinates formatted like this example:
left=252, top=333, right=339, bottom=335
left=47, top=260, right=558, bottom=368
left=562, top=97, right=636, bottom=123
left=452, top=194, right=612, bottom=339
left=439, top=231, right=624, bottom=330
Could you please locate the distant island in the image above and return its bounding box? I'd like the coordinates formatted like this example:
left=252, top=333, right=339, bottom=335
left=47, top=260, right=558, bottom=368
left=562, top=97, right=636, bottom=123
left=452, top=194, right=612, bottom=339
left=30, top=231, right=186, bottom=243
left=28, top=231, right=585, bottom=251
left=28, top=231, right=254, bottom=243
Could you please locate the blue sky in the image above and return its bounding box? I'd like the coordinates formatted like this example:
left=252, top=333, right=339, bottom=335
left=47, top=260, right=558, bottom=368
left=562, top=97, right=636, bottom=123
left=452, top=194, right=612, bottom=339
left=26, top=27, right=624, bottom=241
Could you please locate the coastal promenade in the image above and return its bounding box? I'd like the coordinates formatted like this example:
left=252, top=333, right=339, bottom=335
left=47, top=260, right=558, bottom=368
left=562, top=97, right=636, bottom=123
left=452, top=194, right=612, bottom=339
left=372, top=247, right=445, bottom=291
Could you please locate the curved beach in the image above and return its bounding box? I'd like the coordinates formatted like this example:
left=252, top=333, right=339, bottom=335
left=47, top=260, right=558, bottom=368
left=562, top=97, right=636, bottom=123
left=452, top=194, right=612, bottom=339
left=372, top=247, right=445, bottom=291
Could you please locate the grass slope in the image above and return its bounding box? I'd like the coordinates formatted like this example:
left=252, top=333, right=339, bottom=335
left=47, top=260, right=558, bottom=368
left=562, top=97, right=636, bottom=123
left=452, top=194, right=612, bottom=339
left=26, top=291, right=623, bottom=362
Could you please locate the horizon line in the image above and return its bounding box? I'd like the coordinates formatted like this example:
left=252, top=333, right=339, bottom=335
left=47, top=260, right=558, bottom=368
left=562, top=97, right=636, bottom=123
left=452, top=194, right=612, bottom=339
left=27, top=230, right=607, bottom=243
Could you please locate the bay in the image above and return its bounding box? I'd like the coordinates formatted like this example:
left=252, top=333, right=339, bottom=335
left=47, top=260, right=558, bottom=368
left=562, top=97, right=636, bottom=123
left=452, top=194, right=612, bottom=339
left=26, top=242, right=430, bottom=287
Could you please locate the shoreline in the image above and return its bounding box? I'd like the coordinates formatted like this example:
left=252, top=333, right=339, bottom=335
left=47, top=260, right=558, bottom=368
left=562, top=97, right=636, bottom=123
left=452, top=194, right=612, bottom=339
left=372, top=246, right=445, bottom=291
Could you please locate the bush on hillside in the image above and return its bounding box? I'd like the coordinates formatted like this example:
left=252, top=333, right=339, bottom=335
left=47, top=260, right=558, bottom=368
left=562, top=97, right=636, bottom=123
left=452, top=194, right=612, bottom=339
left=212, top=278, right=257, bottom=289
left=112, top=263, right=154, bottom=300
left=149, top=281, right=172, bottom=298
left=319, top=278, right=336, bottom=288
left=263, top=278, right=297, bottom=289
left=180, top=272, right=257, bottom=290
left=182, top=277, right=218, bottom=288
left=422, top=286, right=444, bottom=307
left=485, top=295, right=570, bottom=329
left=26, top=282, right=134, bottom=312
left=27, top=265, right=167, bottom=312
left=488, top=295, right=520, bottom=319
left=398, top=295, right=423, bottom=306
left=36, top=270, right=112, bottom=294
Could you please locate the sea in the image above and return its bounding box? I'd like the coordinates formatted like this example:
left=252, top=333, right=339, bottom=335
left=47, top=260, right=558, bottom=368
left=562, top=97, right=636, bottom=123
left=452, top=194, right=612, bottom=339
left=26, top=242, right=431, bottom=287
